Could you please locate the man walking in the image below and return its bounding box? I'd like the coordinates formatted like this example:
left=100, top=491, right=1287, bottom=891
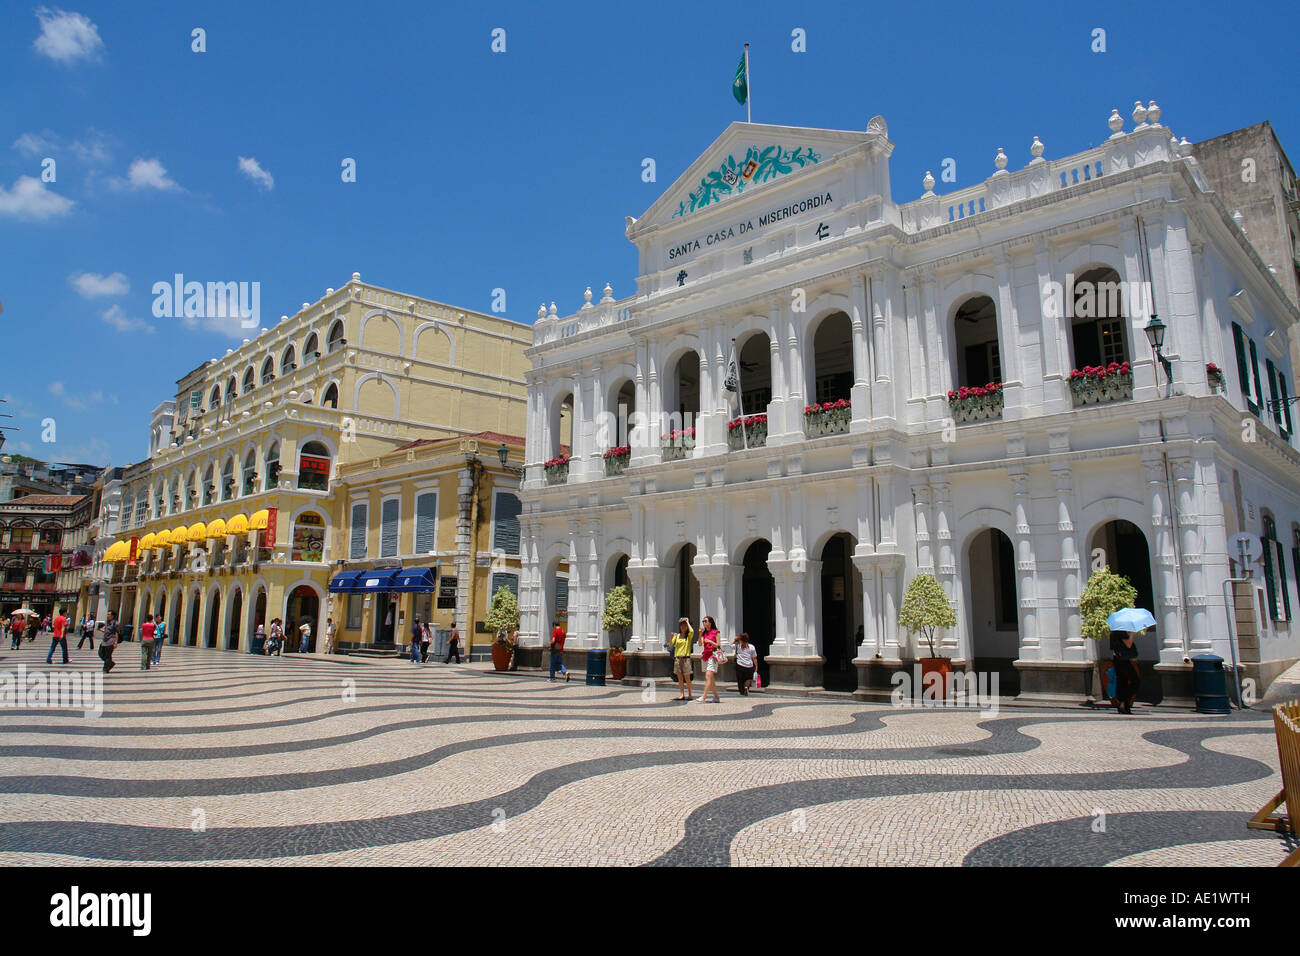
left=445, top=626, right=462, bottom=664
left=77, top=615, right=95, bottom=650
left=99, top=612, right=119, bottom=673
left=10, top=614, right=25, bottom=649
left=139, top=613, right=156, bottom=670
left=409, top=618, right=424, bottom=663
left=45, top=607, right=70, bottom=665
left=153, top=618, right=166, bottom=665
left=299, top=619, right=312, bottom=653
left=323, top=616, right=336, bottom=655
left=548, top=620, right=570, bottom=682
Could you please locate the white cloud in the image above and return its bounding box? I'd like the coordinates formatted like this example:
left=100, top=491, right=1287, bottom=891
left=13, top=128, right=112, bottom=164
left=62, top=389, right=107, bottom=412
left=111, top=157, right=181, bottom=192
left=237, top=156, right=275, bottom=191
left=49, top=381, right=65, bottom=396
left=0, top=175, right=75, bottom=220
left=70, top=271, right=129, bottom=298
left=33, top=7, right=105, bottom=64
left=101, top=304, right=153, bottom=334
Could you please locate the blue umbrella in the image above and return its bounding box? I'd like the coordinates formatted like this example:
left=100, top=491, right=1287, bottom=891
left=1107, top=607, right=1157, bottom=632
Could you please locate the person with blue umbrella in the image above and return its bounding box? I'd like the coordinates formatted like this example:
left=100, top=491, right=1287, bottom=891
left=1106, top=608, right=1156, bottom=714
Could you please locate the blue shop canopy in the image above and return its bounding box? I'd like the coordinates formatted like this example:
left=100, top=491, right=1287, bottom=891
left=356, top=568, right=403, bottom=592
left=390, top=566, right=438, bottom=593
left=328, top=570, right=367, bottom=593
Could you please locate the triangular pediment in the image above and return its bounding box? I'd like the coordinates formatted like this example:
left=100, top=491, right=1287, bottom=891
left=630, top=122, right=879, bottom=235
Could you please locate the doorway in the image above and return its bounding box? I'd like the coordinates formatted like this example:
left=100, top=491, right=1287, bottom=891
left=820, top=532, right=862, bottom=691
left=741, top=540, right=775, bottom=686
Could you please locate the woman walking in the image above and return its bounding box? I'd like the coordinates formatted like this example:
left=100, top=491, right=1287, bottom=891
left=669, top=617, right=695, bottom=701
left=733, top=632, right=759, bottom=695
left=152, top=618, right=166, bottom=665
left=139, top=614, right=156, bottom=670
left=1110, top=629, right=1141, bottom=714
left=445, top=626, right=461, bottom=664
left=98, top=612, right=119, bottom=673
left=697, top=615, right=722, bottom=703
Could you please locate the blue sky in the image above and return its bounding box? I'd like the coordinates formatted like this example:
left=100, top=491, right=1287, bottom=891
left=2, top=0, right=1296, bottom=467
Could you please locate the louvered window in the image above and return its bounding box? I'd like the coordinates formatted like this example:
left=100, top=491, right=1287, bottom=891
left=493, top=493, right=521, bottom=555
left=380, top=499, right=399, bottom=557
left=349, top=503, right=367, bottom=559
left=415, top=493, right=437, bottom=554
left=490, top=573, right=519, bottom=601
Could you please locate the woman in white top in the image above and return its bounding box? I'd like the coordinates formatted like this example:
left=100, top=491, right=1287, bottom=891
left=733, top=632, right=759, bottom=696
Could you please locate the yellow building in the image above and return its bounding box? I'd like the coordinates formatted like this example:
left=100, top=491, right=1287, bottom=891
left=328, top=432, right=524, bottom=658
left=100, top=274, right=529, bottom=651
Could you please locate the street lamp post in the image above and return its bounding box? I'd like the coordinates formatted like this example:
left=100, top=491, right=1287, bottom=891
left=1143, top=316, right=1173, bottom=399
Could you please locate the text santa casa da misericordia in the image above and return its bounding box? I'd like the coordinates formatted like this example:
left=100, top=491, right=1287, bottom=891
left=666, top=191, right=833, bottom=261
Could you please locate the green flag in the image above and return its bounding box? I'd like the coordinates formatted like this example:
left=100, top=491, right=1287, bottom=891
left=732, top=51, right=747, bottom=105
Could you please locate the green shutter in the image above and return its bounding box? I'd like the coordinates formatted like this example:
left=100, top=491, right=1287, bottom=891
left=1262, top=543, right=1279, bottom=620
left=1275, top=540, right=1291, bottom=621
left=492, top=493, right=522, bottom=555
left=554, top=576, right=569, bottom=613
left=1280, top=373, right=1294, bottom=437
left=490, top=572, right=519, bottom=600
left=415, top=493, right=437, bottom=554
left=1248, top=338, right=1266, bottom=412
left=380, top=499, right=398, bottom=557
left=1232, top=324, right=1256, bottom=413
left=349, top=503, right=366, bottom=559
left=1266, top=359, right=1283, bottom=428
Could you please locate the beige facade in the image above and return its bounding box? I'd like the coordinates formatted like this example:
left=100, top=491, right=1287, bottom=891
left=100, top=274, right=530, bottom=652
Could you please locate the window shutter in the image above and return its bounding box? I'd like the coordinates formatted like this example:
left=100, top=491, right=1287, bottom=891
left=1266, top=359, right=1283, bottom=428
left=1231, top=323, right=1251, bottom=407
left=493, top=493, right=522, bottom=555
left=1262, top=543, right=1279, bottom=621
left=1275, top=539, right=1291, bottom=621
left=380, top=499, right=399, bottom=557
left=1280, top=373, right=1294, bottom=437
left=349, top=503, right=367, bottom=559
left=1248, top=338, right=1265, bottom=412
left=555, top=576, right=569, bottom=613
left=491, top=573, right=519, bottom=600
left=415, top=493, right=437, bottom=554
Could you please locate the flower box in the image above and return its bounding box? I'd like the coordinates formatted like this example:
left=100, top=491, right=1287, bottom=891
left=947, top=383, right=1004, bottom=423
left=543, top=455, right=570, bottom=485
left=804, top=398, right=851, bottom=438
left=1207, top=363, right=1227, bottom=394
left=602, top=445, right=630, bottom=476
left=660, top=428, right=695, bottom=462
left=727, top=414, right=768, bottom=450
left=1069, top=362, right=1133, bottom=407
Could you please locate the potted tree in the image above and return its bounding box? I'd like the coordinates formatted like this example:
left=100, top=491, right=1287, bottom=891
left=899, top=573, right=957, bottom=699
left=485, top=584, right=521, bottom=672
left=1079, top=566, right=1137, bottom=704
left=601, top=584, right=632, bottom=680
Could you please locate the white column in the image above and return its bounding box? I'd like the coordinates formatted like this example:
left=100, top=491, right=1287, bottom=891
left=1144, top=454, right=1184, bottom=663
left=932, top=479, right=956, bottom=657
left=1011, top=469, right=1039, bottom=658
left=766, top=295, right=788, bottom=440
left=1034, top=238, right=1070, bottom=411
left=994, top=253, right=1023, bottom=417
left=1055, top=467, right=1085, bottom=661
left=1123, top=220, right=1160, bottom=401
left=850, top=274, right=871, bottom=430
left=1173, top=456, right=1208, bottom=653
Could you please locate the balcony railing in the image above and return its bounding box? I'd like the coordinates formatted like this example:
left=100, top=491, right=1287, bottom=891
left=1069, top=364, right=1133, bottom=407
left=804, top=400, right=851, bottom=439
left=660, top=429, right=696, bottom=462
left=948, top=384, right=1005, bottom=424
left=544, top=457, right=570, bottom=485
left=727, top=414, right=768, bottom=450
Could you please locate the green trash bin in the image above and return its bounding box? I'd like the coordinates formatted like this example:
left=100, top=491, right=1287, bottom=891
left=250, top=634, right=266, bottom=655
left=585, top=649, right=607, bottom=686
left=1192, top=654, right=1230, bottom=714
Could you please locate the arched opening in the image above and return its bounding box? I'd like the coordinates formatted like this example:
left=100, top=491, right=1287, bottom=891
left=608, top=379, right=636, bottom=450
left=185, top=469, right=198, bottom=509
left=227, top=589, right=243, bottom=650
left=220, top=457, right=236, bottom=501
left=303, top=333, right=319, bottom=363
left=241, top=450, right=257, bottom=496
left=286, top=584, right=320, bottom=653
left=542, top=556, right=571, bottom=639
left=741, top=540, right=775, bottom=686
left=664, top=351, right=700, bottom=440
left=809, top=312, right=853, bottom=404
left=605, top=553, right=631, bottom=647
left=242, top=366, right=255, bottom=393
left=225, top=376, right=237, bottom=404
left=260, top=357, right=274, bottom=386
left=204, top=588, right=221, bottom=648
left=209, top=384, right=221, bottom=410
left=264, top=442, right=281, bottom=490
left=322, top=383, right=339, bottom=409
left=155, top=591, right=167, bottom=640
left=820, top=532, right=863, bottom=691
left=250, top=587, right=267, bottom=646
left=292, top=511, right=326, bottom=561
left=280, top=345, right=296, bottom=375
left=168, top=476, right=180, bottom=515
left=297, top=441, right=331, bottom=492
left=168, top=590, right=181, bottom=645
left=549, top=392, right=573, bottom=462
left=1089, top=519, right=1156, bottom=655
left=1070, top=267, right=1132, bottom=370
left=735, top=330, right=772, bottom=419
left=327, top=320, right=345, bottom=353
left=953, top=295, right=1002, bottom=389
left=670, top=543, right=699, bottom=629
left=201, top=463, right=215, bottom=506
left=186, top=588, right=201, bottom=646
left=966, top=528, right=1020, bottom=694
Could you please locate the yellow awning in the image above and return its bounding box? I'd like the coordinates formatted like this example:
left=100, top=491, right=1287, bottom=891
left=206, top=517, right=228, bottom=538
left=250, top=509, right=270, bottom=530
left=104, top=542, right=127, bottom=562
left=138, top=532, right=156, bottom=551
left=227, top=513, right=250, bottom=535
left=171, top=525, right=189, bottom=543
left=186, top=522, right=208, bottom=543
left=154, top=529, right=172, bottom=548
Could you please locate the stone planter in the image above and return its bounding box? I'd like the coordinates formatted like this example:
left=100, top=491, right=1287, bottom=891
left=603, top=454, right=629, bottom=476
left=660, top=440, right=694, bottom=462
left=804, top=409, right=851, bottom=438
left=949, top=392, right=1004, bottom=423
left=727, top=419, right=768, bottom=450
left=544, top=461, right=569, bottom=485
left=1071, top=371, right=1133, bottom=407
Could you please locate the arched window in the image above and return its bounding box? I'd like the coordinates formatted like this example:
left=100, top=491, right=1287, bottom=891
left=220, top=458, right=236, bottom=501
left=304, top=333, right=319, bottom=363
left=202, top=463, right=215, bottom=505
left=1070, top=267, right=1131, bottom=371
left=185, top=470, right=198, bottom=509
left=264, top=442, right=280, bottom=491
left=152, top=485, right=164, bottom=518
left=260, top=357, right=274, bottom=386
left=241, top=450, right=257, bottom=496
left=298, top=441, right=331, bottom=492
left=322, top=383, right=339, bottom=409
left=291, top=511, right=326, bottom=562
left=169, top=476, right=181, bottom=515
left=208, top=384, right=221, bottom=410
left=281, top=346, right=296, bottom=375
left=242, top=366, right=255, bottom=393
left=226, top=376, right=238, bottom=403
left=327, top=320, right=345, bottom=353
left=953, top=295, right=1001, bottom=388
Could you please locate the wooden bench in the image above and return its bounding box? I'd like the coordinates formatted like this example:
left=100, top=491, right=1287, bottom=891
left=1247, top=700, right=1300, bottom=866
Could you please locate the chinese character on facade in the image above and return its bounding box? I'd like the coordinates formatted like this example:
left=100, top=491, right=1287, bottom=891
left=816, top=222, right=829, bottom=240
left=676, top=270, right=687, bottom=286
left=742, top=247, right=753, bottom=265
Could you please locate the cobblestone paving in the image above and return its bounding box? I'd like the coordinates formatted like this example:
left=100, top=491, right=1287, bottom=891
left=0, top=644, right=1294, bottom=866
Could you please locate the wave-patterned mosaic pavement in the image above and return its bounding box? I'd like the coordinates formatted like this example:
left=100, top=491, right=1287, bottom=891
left=0, top=644, right=1293, bottom=866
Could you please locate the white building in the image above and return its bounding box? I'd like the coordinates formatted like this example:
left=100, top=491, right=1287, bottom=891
left=518, top=105, right=1300, bottom=702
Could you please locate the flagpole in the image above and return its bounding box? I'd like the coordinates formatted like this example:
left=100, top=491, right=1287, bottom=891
left=744, top=43, right=751, bottom=123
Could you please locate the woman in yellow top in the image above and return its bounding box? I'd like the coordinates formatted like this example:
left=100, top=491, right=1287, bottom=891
left=670, top=617, right=694, bottom=701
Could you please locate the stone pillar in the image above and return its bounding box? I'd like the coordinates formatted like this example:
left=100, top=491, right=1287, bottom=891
left=1122, top=220, right=1160, bottom=401
left=1173, top=456, right=1209, bottom=653
left=766, top=557, right=823, bottom=689
left=912, top=483, right=933, bottom=574
left=766, top=295, right=788, bottom=441
left=631, top=338, right=655, bottom=468
left=585, top=367, right=606, bottom=480
left=776, top=295, right=805, bottom=445
left=1034, top=238, right=1070, bottom=411
left=919, top=269, right=945, bottom=421
left=870, top=273, right=896, bottom=424
left=932, top=479, right=957, bottom=658
left=1144, top=454, right=1184, bottom=663
left=1055, top=466, right=1086, bottom=661
left=849, top=274, right=871, bottom=430
left=994, top=253, right=1023, bottom=417
left=1011, top=469, right=1039, bottom=658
